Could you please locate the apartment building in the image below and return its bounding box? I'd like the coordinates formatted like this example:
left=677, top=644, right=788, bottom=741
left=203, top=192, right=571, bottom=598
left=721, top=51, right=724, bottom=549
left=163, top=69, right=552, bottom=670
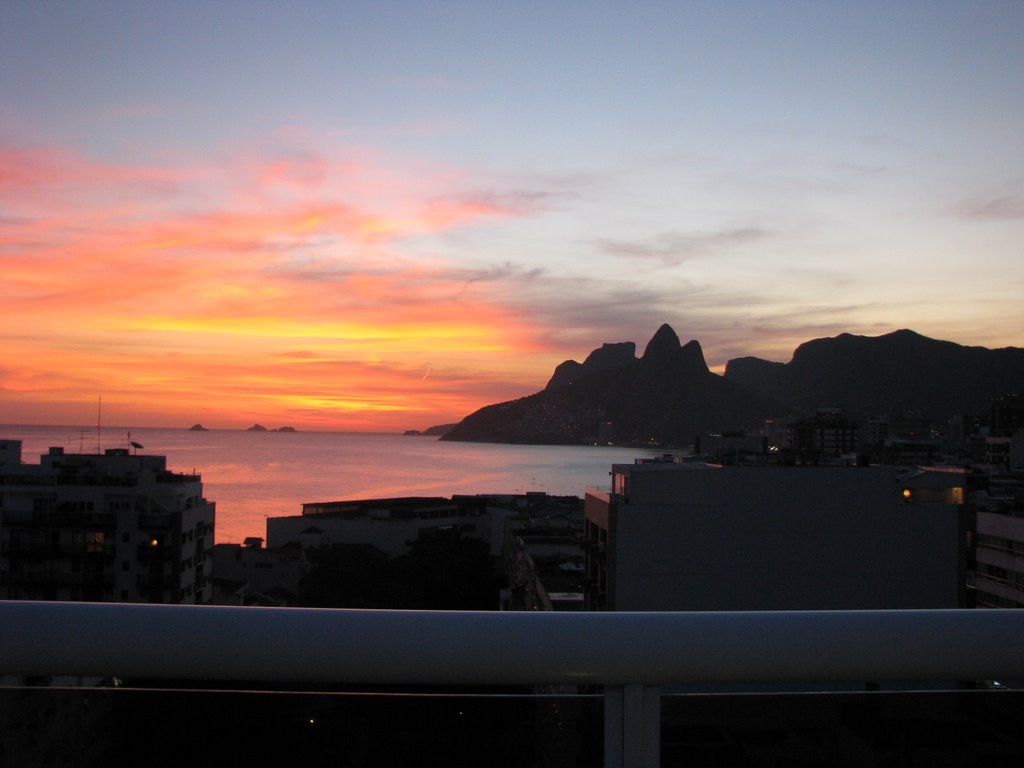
left=267, top=496, right=479, bottom=556
left=0, top=441, right=215, bottom=603
left=585, top=459, right=971, bottom=611
left=267, top=493, right=572, bottom=559
left=785, top=409, right=860, bottom=461
left=972, top=472, right=1024, bottom=608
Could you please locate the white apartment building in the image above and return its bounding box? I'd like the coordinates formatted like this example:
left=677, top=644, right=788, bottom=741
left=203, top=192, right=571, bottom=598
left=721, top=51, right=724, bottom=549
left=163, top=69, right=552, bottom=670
left=0, top=441, right=215, bottom=603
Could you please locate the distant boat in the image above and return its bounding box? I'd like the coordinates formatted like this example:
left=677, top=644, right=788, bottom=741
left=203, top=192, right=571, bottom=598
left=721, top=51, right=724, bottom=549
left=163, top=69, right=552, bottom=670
left=189, top=424, right=209, bottom=432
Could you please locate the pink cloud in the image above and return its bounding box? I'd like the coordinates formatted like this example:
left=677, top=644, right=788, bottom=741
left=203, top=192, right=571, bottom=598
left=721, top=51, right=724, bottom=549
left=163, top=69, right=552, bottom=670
left=0, top=134, right=562, bottom=429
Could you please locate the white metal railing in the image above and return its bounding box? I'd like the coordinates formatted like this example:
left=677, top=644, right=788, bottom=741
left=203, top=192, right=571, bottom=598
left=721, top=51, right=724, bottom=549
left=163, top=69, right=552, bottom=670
left=2, top=601, right=1024, bottom=767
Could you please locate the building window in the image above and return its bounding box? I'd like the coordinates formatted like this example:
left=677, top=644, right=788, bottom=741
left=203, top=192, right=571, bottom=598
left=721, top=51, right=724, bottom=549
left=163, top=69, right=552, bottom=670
left=86, top=531, right=105, bottom=553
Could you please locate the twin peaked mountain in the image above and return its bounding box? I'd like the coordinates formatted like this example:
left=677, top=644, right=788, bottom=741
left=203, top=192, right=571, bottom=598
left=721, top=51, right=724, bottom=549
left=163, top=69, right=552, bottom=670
left=441, top=324, right=1024, bottom=446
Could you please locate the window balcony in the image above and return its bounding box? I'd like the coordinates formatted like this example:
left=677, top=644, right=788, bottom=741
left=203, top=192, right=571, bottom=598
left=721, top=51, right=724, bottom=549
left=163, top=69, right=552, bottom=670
left=2, top=602, right=1024, bottom=767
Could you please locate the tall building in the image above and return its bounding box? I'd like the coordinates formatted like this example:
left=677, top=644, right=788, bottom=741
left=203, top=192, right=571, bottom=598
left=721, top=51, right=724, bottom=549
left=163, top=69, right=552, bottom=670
left=990, top=393, right=1024, bottom=436
left=585, top=459, right=971, bottom=611
left=973, top=503, right=1024, bottom=608
left=972, top=457, right=1024, bottom=608
left=784, top=409, right=860, bottom=462
left=0, top=441, right=215, bottom=603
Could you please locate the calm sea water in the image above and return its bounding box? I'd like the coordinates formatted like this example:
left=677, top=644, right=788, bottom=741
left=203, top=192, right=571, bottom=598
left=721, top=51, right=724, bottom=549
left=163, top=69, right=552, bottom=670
left=2, top=425, right=659, bottom=544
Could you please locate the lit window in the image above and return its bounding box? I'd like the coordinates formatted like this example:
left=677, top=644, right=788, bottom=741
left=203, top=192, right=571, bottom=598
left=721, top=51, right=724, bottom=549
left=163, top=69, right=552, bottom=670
left=86, top=531, right=105, bottom=553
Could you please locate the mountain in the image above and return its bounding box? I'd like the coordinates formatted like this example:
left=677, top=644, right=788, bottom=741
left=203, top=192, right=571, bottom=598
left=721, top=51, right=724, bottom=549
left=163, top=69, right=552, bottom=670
left=547, top=341, right=636, bottom=389
left=724, top=329, right=1024, bottom=419
left=422, top=423, right=457, bottom=437
left=442, top=326, right=1024, bottom=446
left=442, top=324, right=775, bottom=446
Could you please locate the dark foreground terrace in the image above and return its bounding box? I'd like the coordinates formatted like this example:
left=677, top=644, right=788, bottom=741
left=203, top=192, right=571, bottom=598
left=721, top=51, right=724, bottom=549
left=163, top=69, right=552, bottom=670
left=2, top=602, right=1024, bottom=767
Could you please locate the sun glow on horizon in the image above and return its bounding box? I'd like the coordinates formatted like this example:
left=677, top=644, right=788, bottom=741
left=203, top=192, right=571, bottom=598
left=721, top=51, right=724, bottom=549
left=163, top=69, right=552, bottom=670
left=2, top=3, right=1022, bottom=430
left=0, top=138, right=563, bottom=431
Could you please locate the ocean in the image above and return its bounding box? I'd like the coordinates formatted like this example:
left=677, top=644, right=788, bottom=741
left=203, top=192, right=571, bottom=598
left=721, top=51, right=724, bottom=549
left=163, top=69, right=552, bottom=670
left=2, top=424, right=660, bottom=544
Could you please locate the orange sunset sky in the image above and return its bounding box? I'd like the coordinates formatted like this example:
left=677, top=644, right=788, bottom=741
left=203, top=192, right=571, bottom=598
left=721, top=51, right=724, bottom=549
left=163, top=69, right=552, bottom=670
left=3, top=2, right=1023, bottom=432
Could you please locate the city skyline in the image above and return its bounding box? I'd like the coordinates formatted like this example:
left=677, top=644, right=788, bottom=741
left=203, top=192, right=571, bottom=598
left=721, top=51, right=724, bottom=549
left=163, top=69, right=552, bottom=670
left=3, top=1, right=1023, bottom=431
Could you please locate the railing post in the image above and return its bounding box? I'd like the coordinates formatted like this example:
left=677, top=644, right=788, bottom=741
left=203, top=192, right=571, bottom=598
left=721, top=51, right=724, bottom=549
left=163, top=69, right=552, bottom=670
left=604, top=684, right=660, bottom=768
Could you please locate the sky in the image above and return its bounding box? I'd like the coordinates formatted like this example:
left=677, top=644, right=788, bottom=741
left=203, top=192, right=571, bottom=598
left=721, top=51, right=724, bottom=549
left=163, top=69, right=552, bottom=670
left=2, top=1, right=1023, bottom=431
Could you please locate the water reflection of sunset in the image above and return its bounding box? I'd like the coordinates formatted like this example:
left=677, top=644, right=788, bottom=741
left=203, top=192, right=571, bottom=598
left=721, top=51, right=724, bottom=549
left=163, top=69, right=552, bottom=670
left=7, top=426, right=660, bottom=544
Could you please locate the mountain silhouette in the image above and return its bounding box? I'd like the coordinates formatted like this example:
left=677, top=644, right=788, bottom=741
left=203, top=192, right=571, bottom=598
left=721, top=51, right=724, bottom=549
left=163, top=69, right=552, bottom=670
left=725, top=329, right=1024, bottom=419
left=441, top=326, right=1024, bottom=446
left=442, top=324, right=775, bottom=445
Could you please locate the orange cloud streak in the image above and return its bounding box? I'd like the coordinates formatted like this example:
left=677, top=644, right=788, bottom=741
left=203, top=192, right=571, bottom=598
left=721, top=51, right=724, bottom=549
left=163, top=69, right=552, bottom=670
left=1, top=139, right=555, bottom=430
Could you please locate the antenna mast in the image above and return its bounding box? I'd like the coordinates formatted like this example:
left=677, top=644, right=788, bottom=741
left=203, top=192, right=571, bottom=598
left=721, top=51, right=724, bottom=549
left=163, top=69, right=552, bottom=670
left=96, top=397, right=102, bottom=454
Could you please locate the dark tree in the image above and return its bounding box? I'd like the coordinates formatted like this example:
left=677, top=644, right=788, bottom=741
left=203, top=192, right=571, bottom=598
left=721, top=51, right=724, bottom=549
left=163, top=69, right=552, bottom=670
left=391, top=530, right=502, bottom=610
left=299, top=532, right=502, bottom=610
left=300, top=543, right=397, bottom=608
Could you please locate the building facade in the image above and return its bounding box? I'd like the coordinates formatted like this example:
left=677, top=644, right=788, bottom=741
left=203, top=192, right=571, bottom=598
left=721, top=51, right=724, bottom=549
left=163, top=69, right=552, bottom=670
left=267, top=496, right=480, bottom=557
left=0, top=441, right=215, bottom=603
left=785, top=409, right=860, bottom=462
left=267, top=493, right=574, bottom=559
left=972, top=469, right=1024, bottom=608
left=212, top=539, right=309, bottom=606
left=585, top=459, right=971, bottom=611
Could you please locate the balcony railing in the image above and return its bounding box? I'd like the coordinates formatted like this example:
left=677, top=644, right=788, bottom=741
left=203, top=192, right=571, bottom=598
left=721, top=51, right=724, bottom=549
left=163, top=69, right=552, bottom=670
left=2, top=602, right=1024, bottom=768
